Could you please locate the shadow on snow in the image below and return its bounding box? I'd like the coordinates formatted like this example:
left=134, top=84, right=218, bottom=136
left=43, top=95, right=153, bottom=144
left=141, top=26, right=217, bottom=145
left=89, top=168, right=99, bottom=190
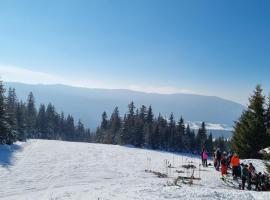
left=0, top=144, right=22, bottom=168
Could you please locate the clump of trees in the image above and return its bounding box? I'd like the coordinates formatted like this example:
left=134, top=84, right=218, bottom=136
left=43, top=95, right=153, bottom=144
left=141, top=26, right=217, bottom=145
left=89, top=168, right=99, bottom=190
left=0, top=78, right=229, bottom=155
left=0, top=79, right=91, bottom=144
left=93, top=102, right=228, bottom=153
left=232, top=85, right=270, bottom=159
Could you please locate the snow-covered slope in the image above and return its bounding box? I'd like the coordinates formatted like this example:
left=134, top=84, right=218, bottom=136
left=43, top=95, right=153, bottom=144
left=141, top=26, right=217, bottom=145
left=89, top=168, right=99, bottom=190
left=0, top=140, right=269, bottom=200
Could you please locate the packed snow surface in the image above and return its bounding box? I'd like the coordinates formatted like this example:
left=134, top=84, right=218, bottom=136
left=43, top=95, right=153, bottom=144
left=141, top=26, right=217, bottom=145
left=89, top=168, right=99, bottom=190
left=0, top=140, right=269, bottom=200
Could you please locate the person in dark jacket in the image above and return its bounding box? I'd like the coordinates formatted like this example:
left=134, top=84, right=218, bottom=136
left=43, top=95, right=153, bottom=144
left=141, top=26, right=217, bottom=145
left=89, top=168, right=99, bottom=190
left=247, top=163, right=256, bottom=190
left=215, top=148, right=221, bottom=171
left=241, top=164, right=249, bottom=190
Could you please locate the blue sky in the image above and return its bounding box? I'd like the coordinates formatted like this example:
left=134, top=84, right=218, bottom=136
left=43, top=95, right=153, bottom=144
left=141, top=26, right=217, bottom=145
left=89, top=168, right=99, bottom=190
left=0, top=0, right=270, bottom=105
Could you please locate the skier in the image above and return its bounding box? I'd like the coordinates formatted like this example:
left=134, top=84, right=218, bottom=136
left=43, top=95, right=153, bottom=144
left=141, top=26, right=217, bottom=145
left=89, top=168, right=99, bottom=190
left=220, top=152, right=228, bottom=177
left=201, top=148, right=205, bottom=166
left=255, top=172, right=262, bottom=191
left=213, top=150, right=217, bottom=169
left=231, top=153, right=240, bottom=178
left=202, top=151, right=208, bottom=167
left=227, top=151, right=233, bottom=169
left=241, top=164, right=249, bottom=190
left=215, top=148, right=221, bottom=171
left=247, top=163, right=256, bottom=190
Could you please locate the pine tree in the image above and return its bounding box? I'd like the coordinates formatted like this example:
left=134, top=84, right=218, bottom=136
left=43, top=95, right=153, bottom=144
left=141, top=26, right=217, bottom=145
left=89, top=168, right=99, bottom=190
left=65, top=115, right=75, bottom=141
left=176, top=117, right=185, bottom=151
left=0, top=80, right=15, bottom=144
left=157, top=114, right=168, bottom=149
left=145, top=105, right=154, bottom=147
left=196, top=122, right=207, bottom=151
left=36, top=104, right=47, bottom=138
left=16, top=101, right=27, bottom=141
left=6, top=88, right=18, bottom=131
left=214, top=136, right=227, bottom=152
left=101, top=111, right=108, bottom=130
left=151, top=123, right=160, bottom=149
left=107, top=107, right=121, bottom=144
left=266, top=95, right=270, bottom=144
left=134, top=115, right=144, bottom=147
left=206, top=133, right=213, bottom=153
left=168, top=113, right=176, bottom=150
left=232, top=85, right=268, bottom=158
left=59, top=112, right=65, bottom=140
left=46, top=103, right=56, bottom=139
left=122, top=102, right=136, bottom=144
left=75, top=119, right=85, bottom=141
left=26, top=92, right=37, bottom=138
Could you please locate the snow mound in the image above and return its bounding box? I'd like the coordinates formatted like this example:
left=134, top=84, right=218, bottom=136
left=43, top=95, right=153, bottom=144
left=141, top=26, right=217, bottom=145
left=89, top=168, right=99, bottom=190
left=241, top=159, right=269, bottom=175
left=0, top=140, right=269, bottom=200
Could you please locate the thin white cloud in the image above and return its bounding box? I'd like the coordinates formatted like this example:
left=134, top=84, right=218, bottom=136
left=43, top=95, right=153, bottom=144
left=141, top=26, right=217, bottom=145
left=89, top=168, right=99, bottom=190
left=0, top=65, right=67, bottom=85
left=0, top=65, right=196, bottom=95
left=0, top=65, right=111, bottom=89
left=128, top=85, right=196, bottom=94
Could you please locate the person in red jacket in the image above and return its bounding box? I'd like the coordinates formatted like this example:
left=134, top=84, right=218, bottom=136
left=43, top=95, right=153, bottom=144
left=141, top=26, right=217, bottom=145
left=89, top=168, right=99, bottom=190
left=231, top=153, right=240, bottom=178
left=221, top=152, right=228, bottom=177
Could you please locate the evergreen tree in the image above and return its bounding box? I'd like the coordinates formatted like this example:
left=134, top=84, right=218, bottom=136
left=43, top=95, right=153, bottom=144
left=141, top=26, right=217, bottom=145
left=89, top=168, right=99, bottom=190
left=145, top=105, right=154, bottom=147
left=151, top=123, right=160, bottom=149
left=16, top=101, right=27, bottom=141
left=26, top=92, right=37, bottom=138
left=122, top=102, right=136, bottom=144
left=110, top=107, right=121, bottom=144
left=206, top=133, right=213, bottom=153
left=266, top=95, right=270, bottom=139
left=196, top=122, right=207, bottom=151
left=45, top=103, right=56, bottom=139
left=75, top=119, right=85, bottom=141
left=36, top=104, right=47, bottom=138
left=190, top=129, right=196, bottom=152
left=6, top=88, right=18, bottom=131
left=176, top=117, right=185, bottom=151
left=168, top=113, right=176, bottom=150
left=157, top=114, right=168, bottom=149
left=101, top=111, right=108, bottom=130
left=0, top=80, right=14, bottom=144
left=134, top=114, right=144, bottom=147
left=65, top=115, right=75, bottom=141
left=232, top=85, right=268, bottom=158
left=214, top=136, right=227, bottom=152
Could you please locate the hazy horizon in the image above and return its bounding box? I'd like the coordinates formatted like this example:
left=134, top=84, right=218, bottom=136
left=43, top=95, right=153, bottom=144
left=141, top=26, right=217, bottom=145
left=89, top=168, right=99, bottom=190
left=1, top=0, right=270, bottom=105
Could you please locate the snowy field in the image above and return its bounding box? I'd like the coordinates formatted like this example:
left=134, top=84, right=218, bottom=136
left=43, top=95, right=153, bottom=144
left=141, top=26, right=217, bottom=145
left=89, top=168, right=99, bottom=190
left=0, top=140, right=269, bottom=200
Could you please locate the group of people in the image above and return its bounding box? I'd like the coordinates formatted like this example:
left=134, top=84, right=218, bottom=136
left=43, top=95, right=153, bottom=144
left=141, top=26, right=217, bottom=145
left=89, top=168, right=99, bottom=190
left=200, top=148, right=270, bottom=191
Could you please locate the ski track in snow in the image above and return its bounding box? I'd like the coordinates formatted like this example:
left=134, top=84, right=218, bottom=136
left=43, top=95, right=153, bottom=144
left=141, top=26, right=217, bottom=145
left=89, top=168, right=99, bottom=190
left=0, top=140, right=269, bottom=200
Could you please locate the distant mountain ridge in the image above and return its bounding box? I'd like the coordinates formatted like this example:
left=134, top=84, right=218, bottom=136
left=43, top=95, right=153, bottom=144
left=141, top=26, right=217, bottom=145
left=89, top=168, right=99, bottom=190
left=4, top=82, right=245, bottom=136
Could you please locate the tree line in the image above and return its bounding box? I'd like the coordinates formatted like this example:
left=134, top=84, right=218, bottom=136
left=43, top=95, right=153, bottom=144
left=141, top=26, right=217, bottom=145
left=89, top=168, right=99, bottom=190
left=232, top=85, right=270, bottom=159
left=0, top=78, right=229, bottom=155
left=93, top=101, right=228, bottom=153
left=0, top=80, right=91, bottom=144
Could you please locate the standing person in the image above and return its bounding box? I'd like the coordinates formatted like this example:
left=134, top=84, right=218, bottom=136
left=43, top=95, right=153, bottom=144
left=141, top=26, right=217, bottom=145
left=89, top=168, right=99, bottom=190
left=201, top=148, right=205, bottom=166
left=227, top=151, right=233, bottom=169
left=202, top=151, right=208, bottom=167
left=201, top=147, right=205, bottom=166
left=247, top=163, right=256, bottom=190
left=231, top=153, right=240, bottom=179
left=255, top=172, right=262, bottom=191
left=213, top=150, right=217, bottom=169
left=216, top=148, right=221, bottom=171
left=221, top=152, right=228, bottom=177
left=241, top=164, right=249, bottom=190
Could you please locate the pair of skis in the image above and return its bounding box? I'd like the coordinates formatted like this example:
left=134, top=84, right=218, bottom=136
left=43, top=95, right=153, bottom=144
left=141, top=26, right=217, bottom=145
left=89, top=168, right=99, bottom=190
left=221, top=176, right=241, bottom=189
